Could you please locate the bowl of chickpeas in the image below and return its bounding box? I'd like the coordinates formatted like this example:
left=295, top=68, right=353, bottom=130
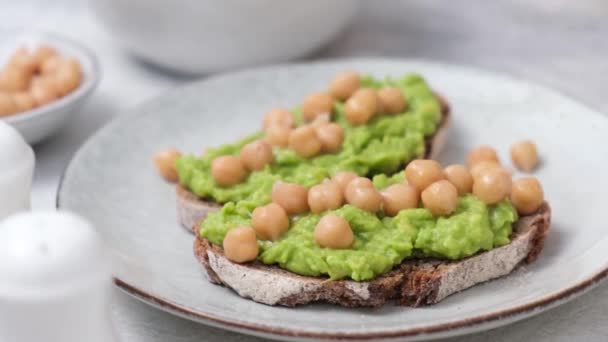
left=0, top=31, right=100, bottom=144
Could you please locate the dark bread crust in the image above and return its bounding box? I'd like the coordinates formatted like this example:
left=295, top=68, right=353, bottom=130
left=178, top=97, right=451, bottom=233
left=400, top=202, right=551, bottom=306
left=193, top=203, right=551, bottom=308
left=176, top=185, right=221, bottom=234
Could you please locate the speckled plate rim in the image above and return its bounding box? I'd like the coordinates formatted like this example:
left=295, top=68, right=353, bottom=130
left=112, top=272, right=607, bottom=341
left=56, top=58, right=608, bottom=341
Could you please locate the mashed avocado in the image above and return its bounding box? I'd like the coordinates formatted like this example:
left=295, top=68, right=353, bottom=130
left=202, top=192, right=518, bottom=281
left=181, top=72, right=519, bottom=282
left=175, top=74, right=441, bottom=204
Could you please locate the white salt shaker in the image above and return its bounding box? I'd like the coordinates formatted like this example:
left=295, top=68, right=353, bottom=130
left=0, top=211, right=118, bottom=342
left=0, top=121, right=35, bottom=220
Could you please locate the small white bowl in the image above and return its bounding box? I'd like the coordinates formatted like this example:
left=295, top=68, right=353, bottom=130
left=0, top=30, right=100, bottom=145
left=90, top=0, right=358, bottom=74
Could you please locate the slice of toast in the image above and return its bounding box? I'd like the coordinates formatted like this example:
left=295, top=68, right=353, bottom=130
left=177, top=96, right=452, bottom=234
left=193, top=203, right=550, bottom=307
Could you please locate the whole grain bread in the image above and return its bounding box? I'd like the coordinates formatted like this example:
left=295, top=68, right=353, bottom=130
left=177, top=96, right=451, bottom=234
left=193, top=203, right=550, bottom=307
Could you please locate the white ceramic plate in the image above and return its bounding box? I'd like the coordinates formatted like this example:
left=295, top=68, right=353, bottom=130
left=57, top=59, right=608, bottom=341
left=0, top=30, right=100, bottom=144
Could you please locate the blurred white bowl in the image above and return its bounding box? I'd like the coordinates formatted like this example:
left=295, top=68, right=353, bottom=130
left=89, top=0, right=359, bottom=74
left=0, top=31, right=100, bottom=145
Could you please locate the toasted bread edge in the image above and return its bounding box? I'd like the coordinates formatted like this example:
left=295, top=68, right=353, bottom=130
left=193, top=203, right=551, bottom=308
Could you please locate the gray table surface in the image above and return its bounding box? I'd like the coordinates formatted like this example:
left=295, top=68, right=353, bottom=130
left=4, top=0, right=607, bottom=340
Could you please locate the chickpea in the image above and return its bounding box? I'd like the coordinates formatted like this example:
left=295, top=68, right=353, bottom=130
left=470, top=160, right=502, bottom=179
left=381, top=184, right=419, bottom=216
left=240, top=140, right=274, bottom=171
left=308, top=181, right=344, bottom=213
left=0, top=92, right=18, bottom=117
left=12, top=92, right=37, bottom=112
left=467, top=145, right=499, bottom=167
left=0, top=67, right=30, bottom=92
left=288, top=125, right=322, bottom=158
left=8, top=47, right=37, bottom=75
left=405, top=159, right=445, bottom=191
left=29, top=77, right=58, bottom=106
left=314, top=214, right=354, bottom=249
left=262, top=108, right=294, bottom=130
left=54, top=59, right=82, bottom=96
left=153, top=149, right=182, bottom=182
left=310, top=113, right=330, bottom=128
left=265, top=124, right=291, bottom=147
left=344, top=88, right=378, bottom=125
left=472, top=167, right=512, bottom=205
left=30, top=75, right=48, bottom=88
left=511, top=177, right=544, bottom=215
left=32, top=45, right=58, bottom=66
left=344, top=177, right=382, bottom=212
left=211, top=155, right=247, bottom=186
left=301, top=92, right=334, bottom=122
left=315, top=123, right=344, bottom=153
left=510, top=140, right=539, bottom=172
left=332, top=171, right=358, bottom=192
left=329, top=71, right=361, bottom=101
left=40, top=55, right=62, bottom=75
left=444, top=164, right=473, bottom=195
left=251, top=203, right=289, bottom=241
left=223, top=226, right=259, bottom=263
left=271, top=181, right=309, bottom=215
left=377, top=87, right=407, bottom=114
left=421, top=180, right=458, bottom=216
left=345, top=176, right=374, bottom=190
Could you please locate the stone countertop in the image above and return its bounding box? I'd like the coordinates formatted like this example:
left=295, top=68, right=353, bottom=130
left=4, top=0, right=607, bottom=340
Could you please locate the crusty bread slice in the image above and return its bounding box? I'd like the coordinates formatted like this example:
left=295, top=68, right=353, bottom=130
left=177, top=98, right=451, bottom=234
left=193, top=203, right=550, bottom=307
left=176, top=185, right=222, bottom=234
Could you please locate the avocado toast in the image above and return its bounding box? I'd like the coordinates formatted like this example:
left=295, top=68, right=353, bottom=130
left=177, top=110, right=449, bottom=233
left=158, top=71, right=551, bottom=308
left=190, top=157, right=550, bottom=308
left=194, top=202, right=550, bottom=307
left=175, top=73, right=451, bottom=232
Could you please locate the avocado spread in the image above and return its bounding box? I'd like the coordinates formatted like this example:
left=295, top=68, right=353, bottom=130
left=175, top=74, right=441, bottom=204
left=202, top=180, right=518, bottom=281
left=178, top=72, right=518, bottom=282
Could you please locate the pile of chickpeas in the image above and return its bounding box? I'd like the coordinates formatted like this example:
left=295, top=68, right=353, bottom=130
left=207, top=71, right=413, bottom=189
left=403, top=142, right=543, bottom=217
left=221, top=172, right=353, bottom=263
left=222, top=141, right=544, bottom=264
left=156, top=72, right=413, bottom=187
left=262, top=71, right=408, bottom=160
left=222, top=171, right=412, bottom=263
left=330, top=71, right=409, bottom=124
left=0, top=45, right=82, bottom=117
left=151, top=71, right=546, bottom=266
left=153, top=141, right=276, bottom=186
left=262, top=100, right=345, bottom=160
left=210, top=139, right=275, bottom=186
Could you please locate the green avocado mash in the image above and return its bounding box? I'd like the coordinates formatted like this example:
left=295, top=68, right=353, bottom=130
left=202, top=191, right=518, bottom=281
left=178, top=72, right=519, bottom=282
left=175, top=73, right=441, bottom=204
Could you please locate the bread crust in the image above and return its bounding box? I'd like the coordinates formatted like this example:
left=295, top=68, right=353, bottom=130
left=193, top=203, right=550, bottom=308
left=177, top=97, right=451, bottom=233
left=176, top=185, right=221, bottom=234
